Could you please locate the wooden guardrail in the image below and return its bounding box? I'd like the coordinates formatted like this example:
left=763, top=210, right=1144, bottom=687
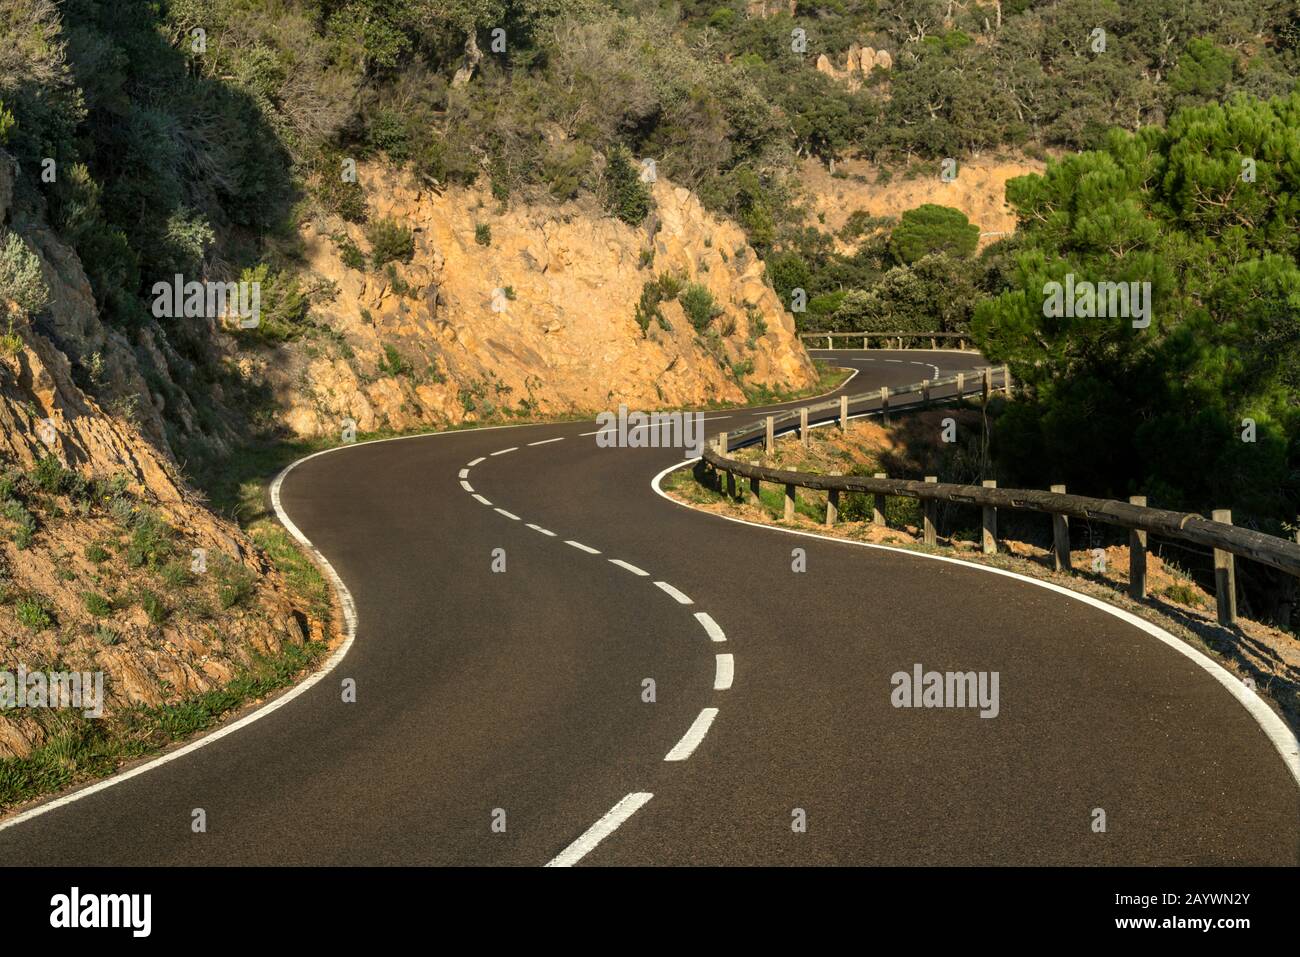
left=800, top=331, right=975, bottom=350
left=700, top=370, right=1300, bottom=629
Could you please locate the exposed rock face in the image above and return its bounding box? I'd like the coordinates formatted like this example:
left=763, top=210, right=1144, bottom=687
left=798, top=155, right=1045, bottom=250
left=264, top=166, right=818, bottom=437
left=0, top=165, right=322, bottom=760
left=745, top=0, right=796, bottom=17
left=816, top=44, right=892, bottom=90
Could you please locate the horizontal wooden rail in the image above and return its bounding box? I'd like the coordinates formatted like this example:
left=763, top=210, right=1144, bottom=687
left=700, top=372, right=1300, bottom=626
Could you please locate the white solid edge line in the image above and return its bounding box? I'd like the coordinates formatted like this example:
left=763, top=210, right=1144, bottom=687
left=714, top=654, right=735, bottom=691
left=491, top=446, right=518, bottom=456
left=0, top=448, right=361, bottom=834
left=460, top=480, right=474, bottom=493
left=650, top=458, right=1300, bottom=789
left=526, top=524, right=557, bottom=537
left=467, top=457, right=486, bottom=466
left=694, top=612, right=726, bottom=642
left=472, top=494, right=493, bottom=506
left=528, top=437, right=565, bottom=446
left=652, top=580, right=694, bottom=605
left=565, top=539, right=601, bottom=554
left=545, top=792, right=654, bottom=867
left=609, top=559, right=650, bottom=576
left=494, top=508, right=520, bottom=520
left=665, top=708, right=719, bottom=762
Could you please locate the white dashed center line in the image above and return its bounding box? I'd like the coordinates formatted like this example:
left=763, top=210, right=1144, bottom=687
left=494, top=508, right=520, bottom=520
left=526, top=524, right=557, bottom=537
left=545, top=792, right=654, bottom=867
left=528, top=437, right=564, bottom=446
left=467, top=457, right=485, bottom=467
left=491, top=447, right=518, bottom=456
left=653, top=581, right=694, bottom=605
left=460, top=480, right=474, bottom=493
left=693, top=612, right=726, bottom=642
left=458, top=468, right=469, bottom=478
left=714, top=654, right=734, bottom=690
left=608, top=559, right=649, bottom=576
left=472, top=494, right=492, bottom=506
left=664, top=708, right=719, bottom=761
left=565, top=540, right=601, bottom=555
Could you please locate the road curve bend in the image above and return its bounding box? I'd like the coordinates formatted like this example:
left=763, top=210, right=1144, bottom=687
left=1, top=349, right=1296, bottom=866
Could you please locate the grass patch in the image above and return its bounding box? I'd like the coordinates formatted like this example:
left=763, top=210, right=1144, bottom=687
left=0, top=639, right=329, bottom=811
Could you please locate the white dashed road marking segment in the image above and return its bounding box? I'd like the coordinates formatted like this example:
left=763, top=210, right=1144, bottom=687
left=714, top=654, right=734, bottom=691
left=526, top=524, right=557, bottom=537
left=491, top=447, right=518, bottom=456
left=653, top=581, right=694, bottom=605
left=458, top=468, right=469, bottom=478
left=494, top=508, right=520, bottom=520
left=460, top=481, right=474, bottom=493
left=467, top=457, right=485, bottom=467
left=609, top=559, right=650, bottom=576
left=472, top=494, right=492, bottom=506
left=546, top=792, right=654, bottom=867
left=566, top=540, right=601, bottom=555
left=694, top=612, right=726, bottom=643
left=665, top=708, right=719, bottom=761
left=528, top=437, right=565, bottom=446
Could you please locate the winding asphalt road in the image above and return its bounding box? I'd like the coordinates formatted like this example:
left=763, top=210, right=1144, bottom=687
left=2, top=349, right=1298, bottom=865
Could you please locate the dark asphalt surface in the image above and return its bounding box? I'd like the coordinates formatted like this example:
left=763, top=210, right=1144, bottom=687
left=2, top=349, right=1297, bottom=865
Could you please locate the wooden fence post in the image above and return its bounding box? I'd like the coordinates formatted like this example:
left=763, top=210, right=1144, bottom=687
left=840, top=394, right=848, bottom=431
left=1003, top=364, right=1012, bottom=397
left=880, top=386, right=890, bottom=425
left=956, top=372, right=964, bottom=396
left=765, top=416, right=774, bottom=454
left=826, top=489, right=839, bottom=526
left=1050, top=484, right=1071, bottom=572
left=1128, top=496, right=1147, bottom=599
left=982, top=367, right=992, bottom=405
left=922, top=379, right=931, bottom=408
left=923, top=476, right=938, bottom=546
left=826, top=335, right=832, bottom=349
left=800, top=408, right=809, bottom=448
left=981, top=480, right=997, bottom=555
left=1213, top=508, right=1237, bottom=626
left=748, top=476, right=760, bottom=504
left=873, top=473, right=886, bottom=526
left=784, top=483, right=796, bottom=522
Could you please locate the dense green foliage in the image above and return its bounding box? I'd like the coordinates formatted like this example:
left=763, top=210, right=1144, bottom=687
left=972, top=92, right=1300, bottom=531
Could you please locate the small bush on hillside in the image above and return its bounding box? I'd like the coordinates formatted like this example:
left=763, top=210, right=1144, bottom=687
left=0, top=231, right=49, bottom=316
left=603, top=147, right=652, bottom=226
left=366, top=219, right=414, bottom=268
left=474, top=223, right=492, bottom=246
left=679, top=283, right=721, bottom=331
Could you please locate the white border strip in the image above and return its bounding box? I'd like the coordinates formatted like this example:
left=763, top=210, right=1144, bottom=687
left=651, top=459, right=1300, bottom=789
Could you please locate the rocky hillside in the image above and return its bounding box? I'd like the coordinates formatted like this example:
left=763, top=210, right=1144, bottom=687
left=264, top=166, right=818, bottom=437
left=799, top=156, right=1044, bottom=249
left=0, top=154, right=326, bottom=763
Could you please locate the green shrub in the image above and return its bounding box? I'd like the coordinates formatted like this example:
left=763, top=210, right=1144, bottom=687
left=31, top=455, right=69, bottom=494
left=679, top=283, right=721, bottom=331
left=377, top=343, right=413, bottom=377
left=0, top=230, right=50, bottom=316
left=82, top=592, right=113, bottom=617
left=95, top=624, right=121, bottom=646
left=139, top=589, right=168, bottom=625
left=603, top=147, right=652, bottom=226
left=337, top=237, right=366, bottom=270
left=366, top=219, right=415, bottom=268
left=126, top=511, right=174, bottom=569
left=84, top=543, right=110, bottom=563
left=475, top=223, right=492, bottom=246
left=16, top=596, right=53, bottom=630
left=160, top=560, right=193, bottom=588
left=215, top=556, right=257, bottom=609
